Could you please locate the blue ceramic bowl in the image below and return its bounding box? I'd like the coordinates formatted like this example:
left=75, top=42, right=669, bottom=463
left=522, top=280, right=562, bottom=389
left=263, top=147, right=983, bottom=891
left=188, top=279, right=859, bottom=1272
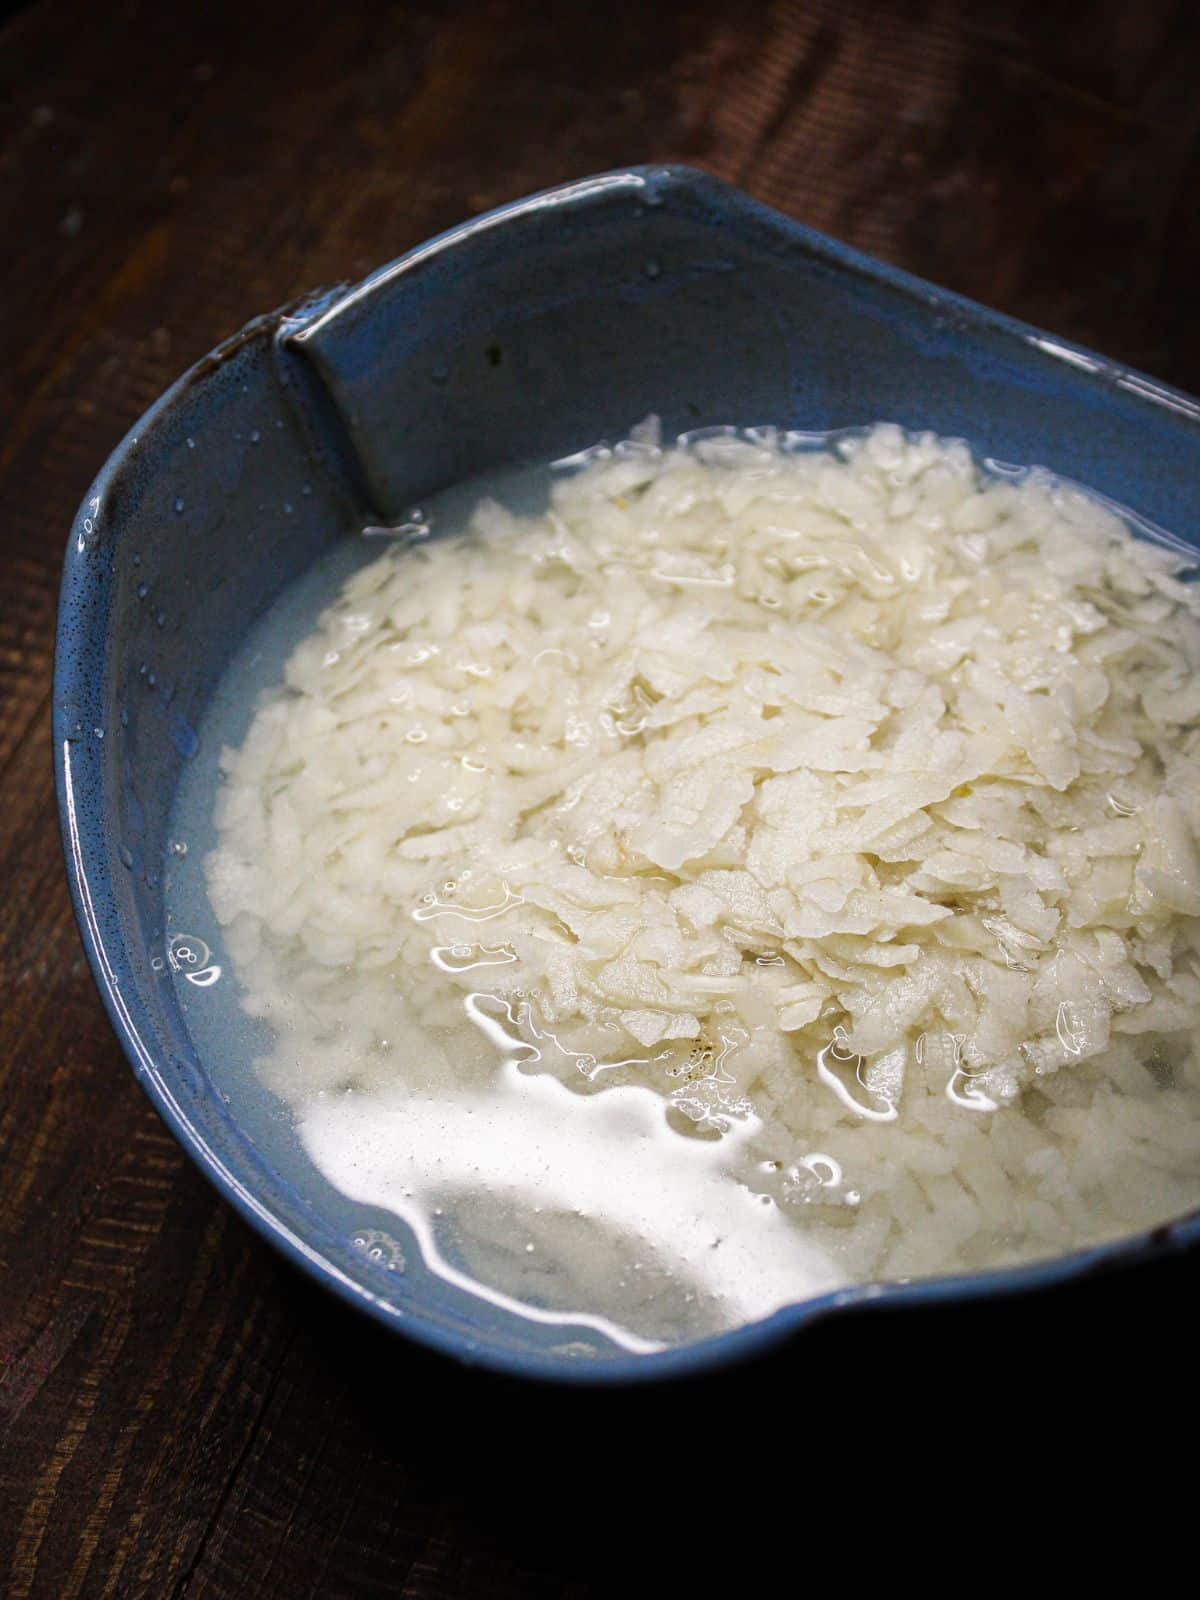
left=56, top=166, right=1200, bottom=1384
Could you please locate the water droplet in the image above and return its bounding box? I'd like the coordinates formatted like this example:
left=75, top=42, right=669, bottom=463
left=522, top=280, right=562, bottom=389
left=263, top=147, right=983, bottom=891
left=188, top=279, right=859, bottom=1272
left=429, top=362, right=449, bottom=384
left=301, top=481, right=312, bottom=496
left=119, top=844, right=134, bottom=869
left=120, top=708, right=129, bottom=728
left=132, top=552, right=142, bottom=566
left=283, top=502, right=294, bottom=515
left=169, top=839, right=188, bottom=857
left=136, top=582, right=147, bottom=599
left=173, top=497, right=185, bottom=514
left=249, top=429, right=261, bottom=443
left=155, top=611, right=166, bottom=628
left=186, top=437, right=196, bottom=449
left=644, top=258, right=661, bottom=279
left=147, top=671, right=156, bottom=688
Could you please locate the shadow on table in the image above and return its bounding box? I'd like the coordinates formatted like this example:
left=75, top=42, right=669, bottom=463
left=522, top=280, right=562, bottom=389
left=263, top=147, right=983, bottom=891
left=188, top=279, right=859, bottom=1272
left=285, top=1237, right=1189, bottom=1585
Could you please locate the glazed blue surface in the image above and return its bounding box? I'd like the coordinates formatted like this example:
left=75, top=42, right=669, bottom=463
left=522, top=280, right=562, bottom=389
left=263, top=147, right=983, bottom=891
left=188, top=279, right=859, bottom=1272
left=55, top=166, right=1200, bottom=1384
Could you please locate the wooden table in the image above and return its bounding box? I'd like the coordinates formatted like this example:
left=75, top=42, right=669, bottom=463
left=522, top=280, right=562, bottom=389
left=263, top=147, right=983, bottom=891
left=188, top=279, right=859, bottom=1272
left=2, top=1, right=1197, bottom=1591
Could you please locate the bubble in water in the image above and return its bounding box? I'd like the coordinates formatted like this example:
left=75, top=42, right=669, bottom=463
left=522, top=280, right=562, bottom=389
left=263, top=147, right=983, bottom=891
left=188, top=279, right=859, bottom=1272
left=166, top=933, right=205, bottom=969
left=167, top=932, right=221, bottom=987
left=783, top=1151, right=860, bottom=1209
left=352, top=1227, right=405, bottom=1272
left=552, top=1340, right=600, bottom=1359
left=173, top=497, right=185, bottom=514
left=644, top=258, right=662, bottom=280
left=169, top=839, right=188, bottom=857
left=136, top=582, right=148, bottom=599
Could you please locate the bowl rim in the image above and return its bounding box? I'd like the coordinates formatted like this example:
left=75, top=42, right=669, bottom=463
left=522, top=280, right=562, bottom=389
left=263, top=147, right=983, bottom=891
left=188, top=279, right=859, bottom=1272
left=55, top=163, right=1200, bottom=1386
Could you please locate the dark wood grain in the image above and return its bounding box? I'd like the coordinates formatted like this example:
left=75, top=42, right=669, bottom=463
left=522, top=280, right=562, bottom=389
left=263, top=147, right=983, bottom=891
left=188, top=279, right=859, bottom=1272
left=2, top=0, right=1198, bottom=1592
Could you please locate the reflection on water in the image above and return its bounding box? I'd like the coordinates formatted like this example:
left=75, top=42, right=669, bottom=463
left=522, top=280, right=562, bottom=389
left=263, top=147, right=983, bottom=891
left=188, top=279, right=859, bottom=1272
left=300, top=1064, right=845, bottom=1352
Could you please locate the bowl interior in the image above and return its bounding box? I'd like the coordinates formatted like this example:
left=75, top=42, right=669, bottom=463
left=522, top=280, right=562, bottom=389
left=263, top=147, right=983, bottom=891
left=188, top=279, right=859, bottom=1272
left=56, top=166, right=1200, bottom=1381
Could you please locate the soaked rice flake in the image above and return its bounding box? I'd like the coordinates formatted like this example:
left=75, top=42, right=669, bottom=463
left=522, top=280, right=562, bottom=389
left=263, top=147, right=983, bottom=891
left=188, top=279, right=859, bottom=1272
left=207, top=423, right=1200, bottom=1288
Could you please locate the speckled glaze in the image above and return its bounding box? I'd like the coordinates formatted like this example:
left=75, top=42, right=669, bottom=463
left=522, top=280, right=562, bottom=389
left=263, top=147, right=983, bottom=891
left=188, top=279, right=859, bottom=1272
left=55, top=167, right=1200, bottom=1384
